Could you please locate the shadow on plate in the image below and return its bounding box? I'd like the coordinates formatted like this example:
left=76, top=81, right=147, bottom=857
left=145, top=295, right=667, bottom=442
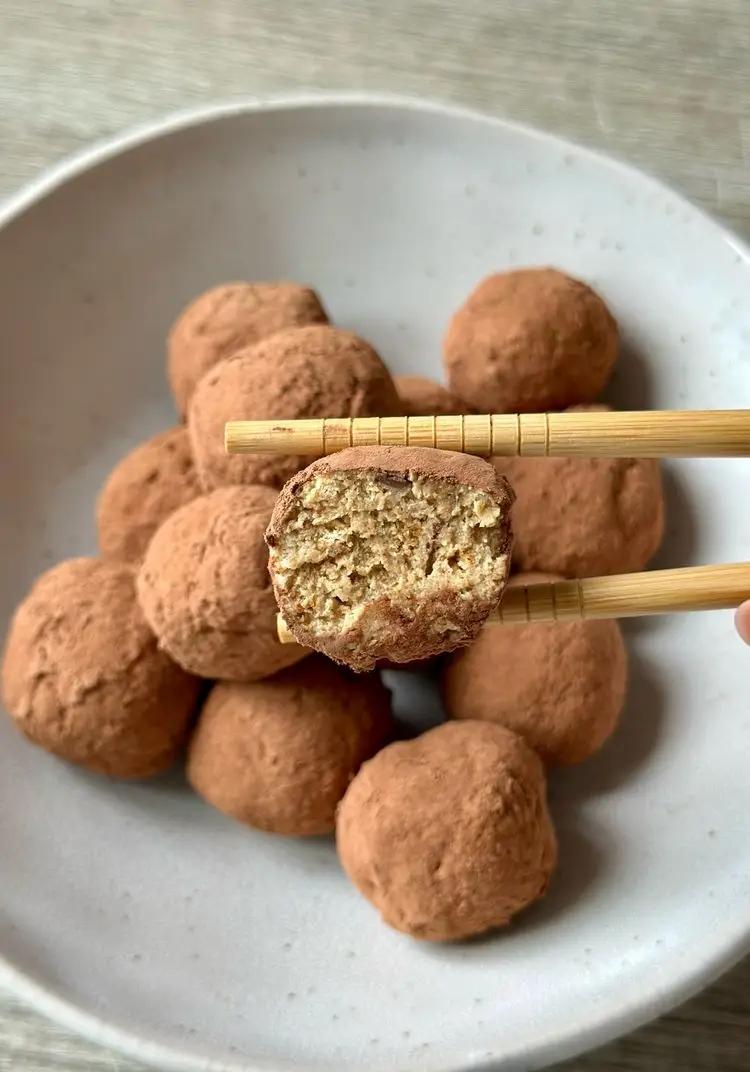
left=550, top=648, right=667, bottom=802
left=381, top=665, right=447, bottom=739
left=601, top=335, right=653, bottom=410
left=514, top=814, right=604, bottom=936
left=649, top=460, right=701, bottom=570
left=0, top=907, right=70, bottom=992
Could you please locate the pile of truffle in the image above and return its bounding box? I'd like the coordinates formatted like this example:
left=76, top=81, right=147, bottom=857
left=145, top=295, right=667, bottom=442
left=1, top=268, right=665, bottom=942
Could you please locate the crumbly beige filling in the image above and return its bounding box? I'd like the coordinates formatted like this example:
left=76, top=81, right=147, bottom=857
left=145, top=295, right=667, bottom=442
left=270, top=471, right=508, bottom=641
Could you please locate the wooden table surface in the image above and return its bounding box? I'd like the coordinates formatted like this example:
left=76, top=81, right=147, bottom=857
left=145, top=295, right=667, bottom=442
left=1, top=2, right=749, bottom=1069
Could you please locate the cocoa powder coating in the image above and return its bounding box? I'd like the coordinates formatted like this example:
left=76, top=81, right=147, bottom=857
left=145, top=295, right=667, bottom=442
left=441, top=572, right=628, bottom=765
left=336, top=721, right=557, bottom=940
left=96, top=426, right=201, bottom=563
left=188, top=658, right=393, bottom=835
left=188, top=324, right=401, bottom=490
left=137, top=485, right=306, bottom=681
left=443, top=268, right=618, bottom=412
left=495, top=407, right=664, bottom=576
left=268, top=444, right=512, bottom=513
left=394, top=374, right=470, bottom=417
left=1, top=558, right=200, bottom=777
left=168, top=281, right=328, bottom=416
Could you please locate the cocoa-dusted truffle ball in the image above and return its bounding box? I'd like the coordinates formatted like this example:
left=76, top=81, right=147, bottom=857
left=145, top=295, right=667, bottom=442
left=495, top=407, right=664, bottom=576
left=267, top=446, right=514, bottom=671
left=137, top=485, right=306, bottom=681
left=189, top=325, right=400, bottom=490
left=394, top=375, right=469, bottom=417
left=1, top=559, right=200, bottom=777
left=168, top=281, right=328, bottom=416
left=188, top=658, right=393, bottom=835
left=441, top=572, right=628, bottom=765
left=96, top=427, right=201, bottom=563
left=443, top=268, right=618, bottom=412
left=337, top=721, right=556, bottom=940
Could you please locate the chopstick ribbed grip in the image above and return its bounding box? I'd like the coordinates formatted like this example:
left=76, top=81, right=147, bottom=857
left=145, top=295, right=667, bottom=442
left=226, top=410, right=750, bottom=459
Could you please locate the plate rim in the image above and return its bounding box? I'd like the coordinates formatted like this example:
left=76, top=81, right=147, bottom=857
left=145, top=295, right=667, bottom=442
left=1, top=90, right=749, bottom=1072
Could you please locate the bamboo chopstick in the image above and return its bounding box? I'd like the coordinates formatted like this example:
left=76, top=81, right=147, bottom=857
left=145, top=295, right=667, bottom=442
left=275, top=562, right=750, bottom=643
left=225, top=410, right=750, bottom=459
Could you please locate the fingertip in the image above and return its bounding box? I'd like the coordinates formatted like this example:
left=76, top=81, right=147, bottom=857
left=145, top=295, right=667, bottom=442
left=734, top=601, right=750, bottom=645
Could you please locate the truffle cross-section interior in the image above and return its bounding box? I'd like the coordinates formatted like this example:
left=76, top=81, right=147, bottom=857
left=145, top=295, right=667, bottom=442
left=266, top=445, right=514, bottom=670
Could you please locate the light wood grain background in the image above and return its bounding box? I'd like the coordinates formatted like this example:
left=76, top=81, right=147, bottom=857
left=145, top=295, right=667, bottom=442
left=1, top=2, right=749, bottom=1069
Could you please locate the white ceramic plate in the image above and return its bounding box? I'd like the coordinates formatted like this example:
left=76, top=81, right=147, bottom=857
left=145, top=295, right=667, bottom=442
left=1, top=94, right=750, bottom=1072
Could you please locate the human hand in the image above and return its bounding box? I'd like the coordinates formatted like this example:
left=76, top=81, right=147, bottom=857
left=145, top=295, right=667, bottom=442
left=736, top=601, right=750, bottom=645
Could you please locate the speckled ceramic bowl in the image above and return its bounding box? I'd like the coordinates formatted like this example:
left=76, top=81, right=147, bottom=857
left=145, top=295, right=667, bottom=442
left=1, top=94, right=749, bottom=1072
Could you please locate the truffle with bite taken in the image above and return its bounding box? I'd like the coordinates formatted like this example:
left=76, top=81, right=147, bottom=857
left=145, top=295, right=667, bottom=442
left=266, top=446, right=514, bottom=671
